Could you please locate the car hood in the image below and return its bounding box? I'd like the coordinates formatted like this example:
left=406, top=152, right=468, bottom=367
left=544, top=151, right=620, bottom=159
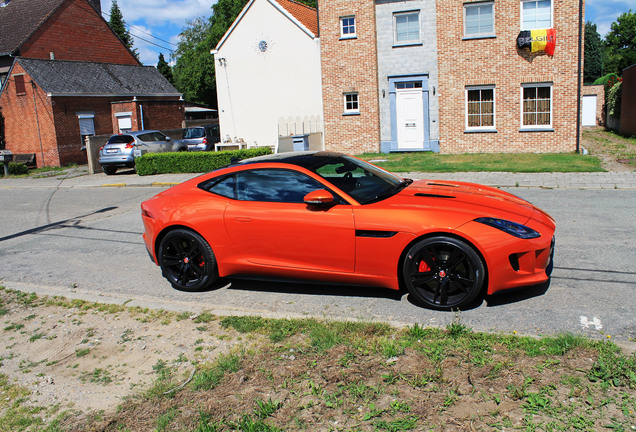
left=389, top=179, right=538, bottom=224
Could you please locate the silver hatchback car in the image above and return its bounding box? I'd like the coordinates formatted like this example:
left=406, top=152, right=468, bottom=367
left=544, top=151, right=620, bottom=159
left=99, top=130, right=187, bottom=175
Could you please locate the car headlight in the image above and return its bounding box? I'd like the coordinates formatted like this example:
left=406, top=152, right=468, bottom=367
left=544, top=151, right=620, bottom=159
left=474, top=217, right=541, bottom=239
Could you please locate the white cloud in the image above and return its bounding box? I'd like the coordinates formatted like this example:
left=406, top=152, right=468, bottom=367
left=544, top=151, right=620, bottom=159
left=585, top=0, right=633, bottom=36
left=102, top=0, right=214, bottom=26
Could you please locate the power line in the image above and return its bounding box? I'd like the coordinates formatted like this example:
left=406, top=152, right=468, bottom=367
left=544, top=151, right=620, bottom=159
left=100, top=9, right=179, bottom=49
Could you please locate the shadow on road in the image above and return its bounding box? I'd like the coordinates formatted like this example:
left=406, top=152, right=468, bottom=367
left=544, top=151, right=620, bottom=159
left=0, top=207, right=118, bottom=243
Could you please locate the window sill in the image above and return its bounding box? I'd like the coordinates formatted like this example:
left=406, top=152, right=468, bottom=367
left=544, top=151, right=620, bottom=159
left=519, top=127, right=554, bottom=132
left=462, top=35, right=496, bottom=40
left=339, top=35, right=357, bottom=41
left=342, top=112, right=360, bottom=116
left=392, top=42, right=423, bottom=48
left=464, top=129, right=497, bottom=133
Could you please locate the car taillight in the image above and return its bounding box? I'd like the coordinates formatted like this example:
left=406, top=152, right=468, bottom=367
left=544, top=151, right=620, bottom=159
left=202, top=137, right=208, bottom=145
left=125, top=141, right=135, bottom=149
left=100, top=146, right=104, bottom=151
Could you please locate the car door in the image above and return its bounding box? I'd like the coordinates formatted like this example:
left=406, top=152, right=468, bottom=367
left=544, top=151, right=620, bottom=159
left=220, top=168, right=356, bottom=273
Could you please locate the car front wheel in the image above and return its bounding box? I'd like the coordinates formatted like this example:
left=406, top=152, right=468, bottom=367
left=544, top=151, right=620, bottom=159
left=402, top=236, right=485, bottom=310
left=158, top=229, right=219, bottom=292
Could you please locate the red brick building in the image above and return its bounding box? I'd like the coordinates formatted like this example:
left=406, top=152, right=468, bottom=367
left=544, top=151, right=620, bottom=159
left=0, top=0, right=183, bottom=167
left=436, top=0, right=582, bottom=153
left=1, top=58, right=182, bottom=167
left=317, top=0, right=381, bottom=154
left=316, top=0, right=583, bottom=155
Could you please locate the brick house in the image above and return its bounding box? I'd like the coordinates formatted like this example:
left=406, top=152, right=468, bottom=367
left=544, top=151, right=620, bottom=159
left=436, top=0, right=581, bottom=153
left=0, top=0, right=183, bottom=167
left=317, top=0, right=381, bottom=154
left=1, top=58, right=182, bottom=167
left=317, top=0, right=583, bottom=154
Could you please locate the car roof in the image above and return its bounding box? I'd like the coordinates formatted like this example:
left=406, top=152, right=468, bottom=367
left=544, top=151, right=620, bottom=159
left=236, top=151, right=347, bottom=170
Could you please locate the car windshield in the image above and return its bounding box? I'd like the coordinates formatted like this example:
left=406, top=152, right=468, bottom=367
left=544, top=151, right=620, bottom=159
left=308, top=155, right=410, bottom=204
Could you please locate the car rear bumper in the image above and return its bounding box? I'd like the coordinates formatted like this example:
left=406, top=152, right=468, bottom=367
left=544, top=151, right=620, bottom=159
left=99, top=155, right=135, bottom=168
left=187, top=144, right=208, bottom=151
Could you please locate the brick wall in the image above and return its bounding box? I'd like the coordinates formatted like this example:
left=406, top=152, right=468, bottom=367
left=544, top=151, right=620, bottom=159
left=582, top=84, right=604, bottom=126
left=19, top=0, right=139, bottom=66
left=318, top=0, right=381, bottom=154
left=0, top=63, right=60, bottom=167
left=111, top=99, right=184, bottom=133
left=620, top=65, right=636, bottom=137
left=436, top=0, right=582, bottom=153
left=51, top=97, right=115, bottom=166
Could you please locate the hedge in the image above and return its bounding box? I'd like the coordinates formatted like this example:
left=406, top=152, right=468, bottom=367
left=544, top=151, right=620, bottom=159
left=8, top=162, right=28, bottom=175
left=135, top=147, right=273, bottom=176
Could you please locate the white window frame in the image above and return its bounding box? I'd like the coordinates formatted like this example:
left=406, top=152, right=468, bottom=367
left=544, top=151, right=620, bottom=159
left=520, top=0, right=553, bottom=30
left=520, top=83, right=553, bottom=129
left=463, top=1, right=495, bottom=38
left=343, top=92, right=359, bottom=114
left=340, top=16, right=356, bottom=39
left=465, top=86, right=496, bottom=131
left=394, top=11, right=421, bottom=45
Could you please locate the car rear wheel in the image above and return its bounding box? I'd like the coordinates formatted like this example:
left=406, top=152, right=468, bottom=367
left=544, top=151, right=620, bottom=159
left=158, top=229, right=218, bottom=292
left=402, top=236, right=485, bottom=310
left=102, top=166, right=117, bottom=175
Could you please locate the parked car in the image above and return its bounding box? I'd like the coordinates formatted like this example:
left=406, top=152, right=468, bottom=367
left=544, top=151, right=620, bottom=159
left=99, top=130, right=187, bottom=175
left=181, top=124, right=220, bottom=151
left=141, top=151, right=555, bottom=310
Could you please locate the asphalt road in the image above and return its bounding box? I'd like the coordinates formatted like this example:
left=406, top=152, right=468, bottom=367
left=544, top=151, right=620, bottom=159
left=0, top=185, right=634, bottom=343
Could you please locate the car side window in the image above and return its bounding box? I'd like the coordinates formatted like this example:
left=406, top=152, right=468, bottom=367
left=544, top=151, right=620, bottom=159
left=202, top=169, right=327, bottom=203
left=236, top=169, right=325, bottom=203
left=152, top=132, right=167, bottom=141
left=137, top=133, right=153, bottom=142
left=206, top=175, right=236, bottom=199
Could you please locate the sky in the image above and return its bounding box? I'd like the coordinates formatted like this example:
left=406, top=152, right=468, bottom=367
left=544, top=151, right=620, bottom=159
left=100, top=0, right=634, bottom=67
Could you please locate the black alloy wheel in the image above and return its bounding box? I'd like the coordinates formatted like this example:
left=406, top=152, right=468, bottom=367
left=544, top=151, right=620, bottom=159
left=402, top=236, right=485, bottom=310
left=158, top=229, right=218, bottom=292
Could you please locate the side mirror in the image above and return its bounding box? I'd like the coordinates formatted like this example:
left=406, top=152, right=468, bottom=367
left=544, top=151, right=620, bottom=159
left=166, top=136, right=172, bottom=141
left=304, top=189, right=335, bottom=206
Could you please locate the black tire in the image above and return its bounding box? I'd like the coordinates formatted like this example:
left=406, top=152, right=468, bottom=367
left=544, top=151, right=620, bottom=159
left=102, top=165, right=117, bottom=175
left=402, top=236, right=485, bottom=310
left=158, top=229, right=219, bottom=292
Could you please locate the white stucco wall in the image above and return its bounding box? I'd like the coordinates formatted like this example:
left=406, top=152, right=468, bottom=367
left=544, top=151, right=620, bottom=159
left=214, top=0, right=323, bottom=149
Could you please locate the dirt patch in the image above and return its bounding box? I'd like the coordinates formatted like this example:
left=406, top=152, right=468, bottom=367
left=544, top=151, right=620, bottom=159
left=0, top=291, right=242, bottom=414
left=582, top=127, right=636, bottom=172
left=1, top=290, right=635, bottom=431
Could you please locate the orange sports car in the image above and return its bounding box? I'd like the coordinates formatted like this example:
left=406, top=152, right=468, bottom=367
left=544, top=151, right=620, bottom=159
left=141, top=152, right=555, bottom=310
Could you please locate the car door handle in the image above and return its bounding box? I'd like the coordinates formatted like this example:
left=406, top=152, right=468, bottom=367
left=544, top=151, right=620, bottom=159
left=234, top=217, right=252, bottom=223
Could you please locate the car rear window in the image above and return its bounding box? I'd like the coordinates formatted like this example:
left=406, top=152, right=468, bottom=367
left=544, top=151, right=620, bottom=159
left=183, top=128, right=205, bottom=139
left=107, top=135, right=133, bottom=144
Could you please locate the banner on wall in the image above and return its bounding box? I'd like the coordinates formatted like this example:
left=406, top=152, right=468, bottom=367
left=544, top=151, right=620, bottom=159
left=517, top=29, right=556, bottom=56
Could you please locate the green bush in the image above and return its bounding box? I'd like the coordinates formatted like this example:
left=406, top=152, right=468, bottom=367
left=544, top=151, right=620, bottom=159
left=7, top=162, right=28, bottom=175
left=135, top=147, right=273, bottom=176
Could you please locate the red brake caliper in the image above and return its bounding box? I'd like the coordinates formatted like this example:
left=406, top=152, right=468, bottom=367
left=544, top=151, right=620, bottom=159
left=418, top=261, right=430, bottom=272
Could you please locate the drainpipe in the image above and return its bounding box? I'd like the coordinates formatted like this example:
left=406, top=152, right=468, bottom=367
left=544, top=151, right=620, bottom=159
left=139, top=103, right=144, bottom=130
left=31, top=81, right=45, bottom=166
left=575, top=0, right=583, bottom=153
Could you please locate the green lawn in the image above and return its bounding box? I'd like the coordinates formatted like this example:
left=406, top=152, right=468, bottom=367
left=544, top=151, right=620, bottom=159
left=357, top=152, right=604, bottom=173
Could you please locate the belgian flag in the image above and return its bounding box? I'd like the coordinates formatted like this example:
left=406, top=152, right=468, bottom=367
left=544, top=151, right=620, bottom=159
left=517, top=29, right=556, bottom=56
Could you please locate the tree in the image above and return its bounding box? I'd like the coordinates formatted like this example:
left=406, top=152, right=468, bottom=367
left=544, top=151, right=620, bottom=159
left=604, top=10, right=636, bottom=76
left=108, top=0, right=139, bottom=60
left=157, top=53, right=174, bottom=85
left=584, top=22, right=604, bottom=84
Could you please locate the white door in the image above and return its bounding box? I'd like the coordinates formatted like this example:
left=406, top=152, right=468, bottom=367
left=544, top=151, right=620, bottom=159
left=582, top=95, right=597, bottom=126
left=396, top=89, right=424, bottom=149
